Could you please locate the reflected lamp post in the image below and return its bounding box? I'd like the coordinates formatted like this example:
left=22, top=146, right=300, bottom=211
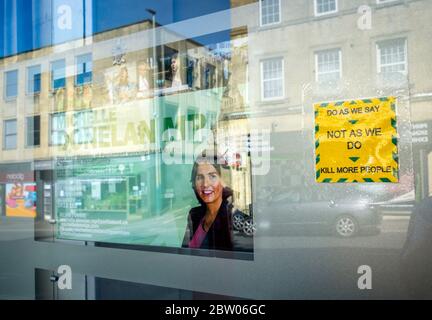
left=146, top=8, right=157, bottom=90
left=146, top=8, right=162, bottom=215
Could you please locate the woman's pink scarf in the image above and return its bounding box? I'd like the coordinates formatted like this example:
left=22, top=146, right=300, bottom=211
left=188, top=217, right=207, bottom=248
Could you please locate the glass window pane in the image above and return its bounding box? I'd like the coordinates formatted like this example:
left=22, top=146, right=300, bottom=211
left=76, top=53, right=93, bottom=85
left=27, top=65, right=41, bottom=93
left=262, top=58, right=283, bottom=99
left=5, top=119, right=17, bottom=135
left=26, top=116, right=40, bottom=146
left=5, top=70, right=18, bottom=98
left=378, top=38, right=406, bottom=75
left=0, top=0, right=430, bottom=301
left=4, top=136, right=16, bottom=149
left=4, top=119, right=17, bottom=149
left=316, top=49, right=341, bottom=83
left=261, top=0, right=280, bottom=25
left=52, top=59, right=66, bottom=89
left=51, top=113, right=66, bottom=145
left=316, top=0, right=337, bottom=14
left=74, top=111, right=94, bottom=144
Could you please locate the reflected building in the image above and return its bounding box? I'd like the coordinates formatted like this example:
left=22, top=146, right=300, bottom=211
left=0, top=14, right=253, bottom=246
left=225, top=0, right=431, bottom=204
left=0, top=0, right=431, bottom=235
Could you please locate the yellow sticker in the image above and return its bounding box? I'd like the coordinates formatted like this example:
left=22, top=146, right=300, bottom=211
left=314, top=97, right=398, bottom=183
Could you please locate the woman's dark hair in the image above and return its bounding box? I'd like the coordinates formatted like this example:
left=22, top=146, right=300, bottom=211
left=190, top=152, right=232, bottom=205
left=190, top=152, right=227, bottom=184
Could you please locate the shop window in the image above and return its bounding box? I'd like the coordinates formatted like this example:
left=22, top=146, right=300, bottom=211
left=73, top=110, right=94, bottom=144
left=157, top=47, right=188, bottom=92
left=4, top=70, right=18, bottom=100
left=260, top=0, right=281, bottom=27
left=203, top=63, right=216, bottom=89
left=50, top=112, right=67, bottom=145
left=377, top=38, right=407, bottom=79
left=51, top=59, right=66, bottom=90
left=314, top=0, right=338, bottom=16
left=186, top=57, right=195, bottom=88
left=27, top=65, right=41, bottom=94
left=315, top=48, right=342, bottom=83
left=75, top=53, right=92, bottom=86
left=260, top=57, right=284, bottom=100
left=3, top=119, right=17, bottom=150
left=79, top=179, right=127, bottom=211
left=26, top=115, right=41, bottom=147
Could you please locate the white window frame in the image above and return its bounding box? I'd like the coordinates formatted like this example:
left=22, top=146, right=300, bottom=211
left=4, top=69, right=18, bottom=101
left=314, top=0, right=338, bottom=17
left=259, top=0, right=282, bottom=27
left=376, top=38, right=408, bottom=76
left=50, top=112, right=67, bottom=146
left=260, top=57, right=285, bottom=101
left=73, top=110, right=94, bottom=144
left=25, top=115, right=41, bottom=148
left=26, top=64, right=42, bottom=95
left=3, top=119, right=17, bottom=150
left=51, top=59, right=66, bottom=90
left=75, top=53, right=93, bottom=86
left=315, top=48, right=342, bottom=83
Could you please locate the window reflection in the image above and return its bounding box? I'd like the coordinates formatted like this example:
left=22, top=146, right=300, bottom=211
left=0, top=0, right=430, bottom=300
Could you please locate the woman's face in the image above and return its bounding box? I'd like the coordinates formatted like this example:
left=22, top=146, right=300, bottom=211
left=194, top=163, right=223, bottom=205
left=171, top=56, right=178, bottom=72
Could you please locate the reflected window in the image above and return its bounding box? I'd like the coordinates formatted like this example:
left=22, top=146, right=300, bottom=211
left=3, top=119, right=17, bottom=150
left=159, top=47, right=181, bottom=89
left=26, top=115, right=41, bottom=147
left=314, top=0, right=338, bottom=16
left=73, top=110, right=94, bottom=144
left=51, top=59, right=66, bottom=90
left=315, top=48, right=342, bottom=83
left=377, top=38, right=407, bottom=78
left=76, top=53, right=92, bottom=86
left=27, top=65, right=41, bottom=94
left=80, top=179, right=127, bottom=211
left=50, top=113, right=67, bottom=145
left=4, top=70, right=18, bottom=100
left=261, top=57, right=284, bottom=100
left=260, top=0, right=281, bottom=26
left=203, top=63, right=216, bottom=89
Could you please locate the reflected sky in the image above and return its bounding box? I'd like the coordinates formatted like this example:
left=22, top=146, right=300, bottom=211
left=0, top=0, right=231, bottom=58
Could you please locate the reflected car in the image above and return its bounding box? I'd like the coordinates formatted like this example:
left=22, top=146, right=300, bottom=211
left=254, top=192, right=382, bottom=238
left=369, top=190, right=415, bottom=216
left=232, top=208, right=256, bottom=237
